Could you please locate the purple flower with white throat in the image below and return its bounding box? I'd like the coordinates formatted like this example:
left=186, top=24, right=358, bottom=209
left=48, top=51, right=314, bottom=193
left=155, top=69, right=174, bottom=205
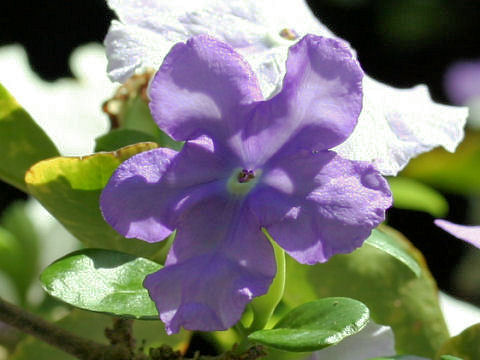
left=100, top=34, right=392, bottom=334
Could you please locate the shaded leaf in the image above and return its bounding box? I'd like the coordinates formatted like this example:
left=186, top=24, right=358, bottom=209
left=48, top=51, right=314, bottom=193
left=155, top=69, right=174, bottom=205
left=436, top=324, right=480, bottom=360
left=95, top=129, right=157, bottom=152
left=0, top=82, right=59, bottom=192
left=283, top=225, right=449, bottom=358
left=365, top=227, right=421, bottom=277
left=249, top=297, right=369, bottom=352
left=25, top=142, right=167, bottom=258
left=41, top=249, right=161, bottom=319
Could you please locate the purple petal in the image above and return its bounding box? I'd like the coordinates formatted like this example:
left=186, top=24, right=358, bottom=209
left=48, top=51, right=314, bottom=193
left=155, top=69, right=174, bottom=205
left=242, top=35, right=363, bottom=167
left=100, top=137, right=230, bottom=243
left=435, top=219, right=480, bottom=249
left=144, top=196, right=276, bottom=334
left=149, top=35, right=263, bottom=143
left=444, top=60, right=480, bottom=105
left=250, top=150, right=392, bottom=264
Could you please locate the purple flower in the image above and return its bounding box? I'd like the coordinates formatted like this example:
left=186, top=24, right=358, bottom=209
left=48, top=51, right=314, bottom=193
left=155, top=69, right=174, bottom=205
left=444, top=60, right=480, bottom=106
left=100, top=34, right=392, bottom=334
left=435, top=219, right=480, bottom=249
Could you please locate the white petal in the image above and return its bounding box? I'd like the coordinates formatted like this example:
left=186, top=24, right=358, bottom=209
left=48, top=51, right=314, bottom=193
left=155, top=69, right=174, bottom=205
left=105, top=0, right=332, bottom=85
left=333, top=76, right=468, bottom=175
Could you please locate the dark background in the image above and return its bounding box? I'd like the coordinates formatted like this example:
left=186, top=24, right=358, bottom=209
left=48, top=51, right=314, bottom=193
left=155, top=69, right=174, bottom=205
left=0, top=0, right=479, bottom=299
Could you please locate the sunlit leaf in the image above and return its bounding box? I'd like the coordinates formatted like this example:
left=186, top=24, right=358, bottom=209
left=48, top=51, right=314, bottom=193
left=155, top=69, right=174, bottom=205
left=25, top=142, right=167, bottom=258
left=41, top=249, right=160, bottom=319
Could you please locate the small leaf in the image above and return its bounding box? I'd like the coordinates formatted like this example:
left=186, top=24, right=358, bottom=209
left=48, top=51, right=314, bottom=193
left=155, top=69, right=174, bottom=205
left=436, top=323, right=480, bottom=360
left=25, top=142, right=167, bottom=258
left=440, top=356, right=465, bottom=360
left=248, top=297, right=369, bottom=352
left=365, top=227, right=421, bottom=277
left=41, top=249, right=161, bottom=319
left=0, top=82, right=59, bottom=192
left=95, top=129, right=157, bottom=152
left=388, top=177, right=448, bottom=217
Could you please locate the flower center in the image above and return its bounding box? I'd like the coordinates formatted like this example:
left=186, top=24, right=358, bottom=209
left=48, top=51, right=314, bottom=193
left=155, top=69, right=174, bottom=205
left=227, top=168, right=261, bottom=196
left=237, top=169, right=255, bottom=183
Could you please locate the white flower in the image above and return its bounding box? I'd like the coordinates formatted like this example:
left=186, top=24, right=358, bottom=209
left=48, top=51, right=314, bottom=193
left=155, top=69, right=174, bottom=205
left=104, top=0, right=467, bottom=175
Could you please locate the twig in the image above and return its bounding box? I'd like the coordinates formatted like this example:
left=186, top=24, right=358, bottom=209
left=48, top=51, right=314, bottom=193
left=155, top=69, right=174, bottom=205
left=0, top=297, right=129, bottom=360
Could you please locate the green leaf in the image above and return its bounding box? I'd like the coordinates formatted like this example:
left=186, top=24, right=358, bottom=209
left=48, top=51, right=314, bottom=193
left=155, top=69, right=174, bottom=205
left=388, top=177, right=448, bottom=217
left=122, top=96, right=183, bottom=151
left=0, top=227, right=24, bottom=296
left=283, top=225, right=449, bottom=358
left=95, top=129, right=157, bottom=152
left=41, top=249, right=161, bottom=319
left=248, top=229, right=286, bottom=331
left=0, top=82, right=59, bottom=192
left=10, top=309, right=190, bottom=360
left=402, top=130, right=480, bottom=195
left=436, top=324, right=480, bottom=360
left=365, top=227, right=421, bottom=277
left=249, top=297, right=369, bottom=352
left=25, top=142, right=167, bottom=258
left=440, top=356, right=465, bottom=360
left=0, top=201, right=40, bottom=301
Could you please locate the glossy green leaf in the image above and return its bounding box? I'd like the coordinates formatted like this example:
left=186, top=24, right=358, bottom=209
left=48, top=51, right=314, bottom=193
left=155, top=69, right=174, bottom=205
left=436, top=324, right=480, bottom=360
left=283, top=225, right=449, bottom=358
left=402, top=130, right=480, bottom=195
left=95, top=128, right=157, bottom=152
left=41, top=249, right=161, bottom=319
left=249, top=297, right=369, bottom=352
left=0, top=82, right=59, bottom=192
left=10, top=309, right=190, bottom=360
left=25, top=142, right=167, bottom=258
left=440, top=356, right=465, bottom=360
left=388, top=177, right=448, bottom=217
left=365, top=227, right=421, bottom=277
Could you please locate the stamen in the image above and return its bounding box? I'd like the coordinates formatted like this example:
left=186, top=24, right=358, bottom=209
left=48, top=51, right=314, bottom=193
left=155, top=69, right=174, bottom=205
left=237, top=169, right=255, bottom=183
left=279, top=28, right=298, bottom=41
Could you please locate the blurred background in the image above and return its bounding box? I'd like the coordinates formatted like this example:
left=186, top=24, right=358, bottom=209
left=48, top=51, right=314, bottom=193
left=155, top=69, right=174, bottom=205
left=0, top=0, right=479, bottom=304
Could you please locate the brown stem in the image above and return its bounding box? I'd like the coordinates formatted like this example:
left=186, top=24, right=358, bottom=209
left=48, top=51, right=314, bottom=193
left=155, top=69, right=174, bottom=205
left=0, top=297, right=130, bottom=360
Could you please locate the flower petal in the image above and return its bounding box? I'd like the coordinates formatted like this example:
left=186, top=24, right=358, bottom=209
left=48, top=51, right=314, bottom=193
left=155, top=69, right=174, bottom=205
left=144, top=196, right=276, bottom=334
left=333, top=76, right=467, bottom=176
left=149, top=35, right=263, bottom=143
left=100, top=137, right=229, bottom=243
left=434, top=219, right=480, bottom=249
left=250, top=150, right=392, bottom=264
left=444, top=59, right=480, bottom=105
left=241, top=35, right=363, bottom=167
